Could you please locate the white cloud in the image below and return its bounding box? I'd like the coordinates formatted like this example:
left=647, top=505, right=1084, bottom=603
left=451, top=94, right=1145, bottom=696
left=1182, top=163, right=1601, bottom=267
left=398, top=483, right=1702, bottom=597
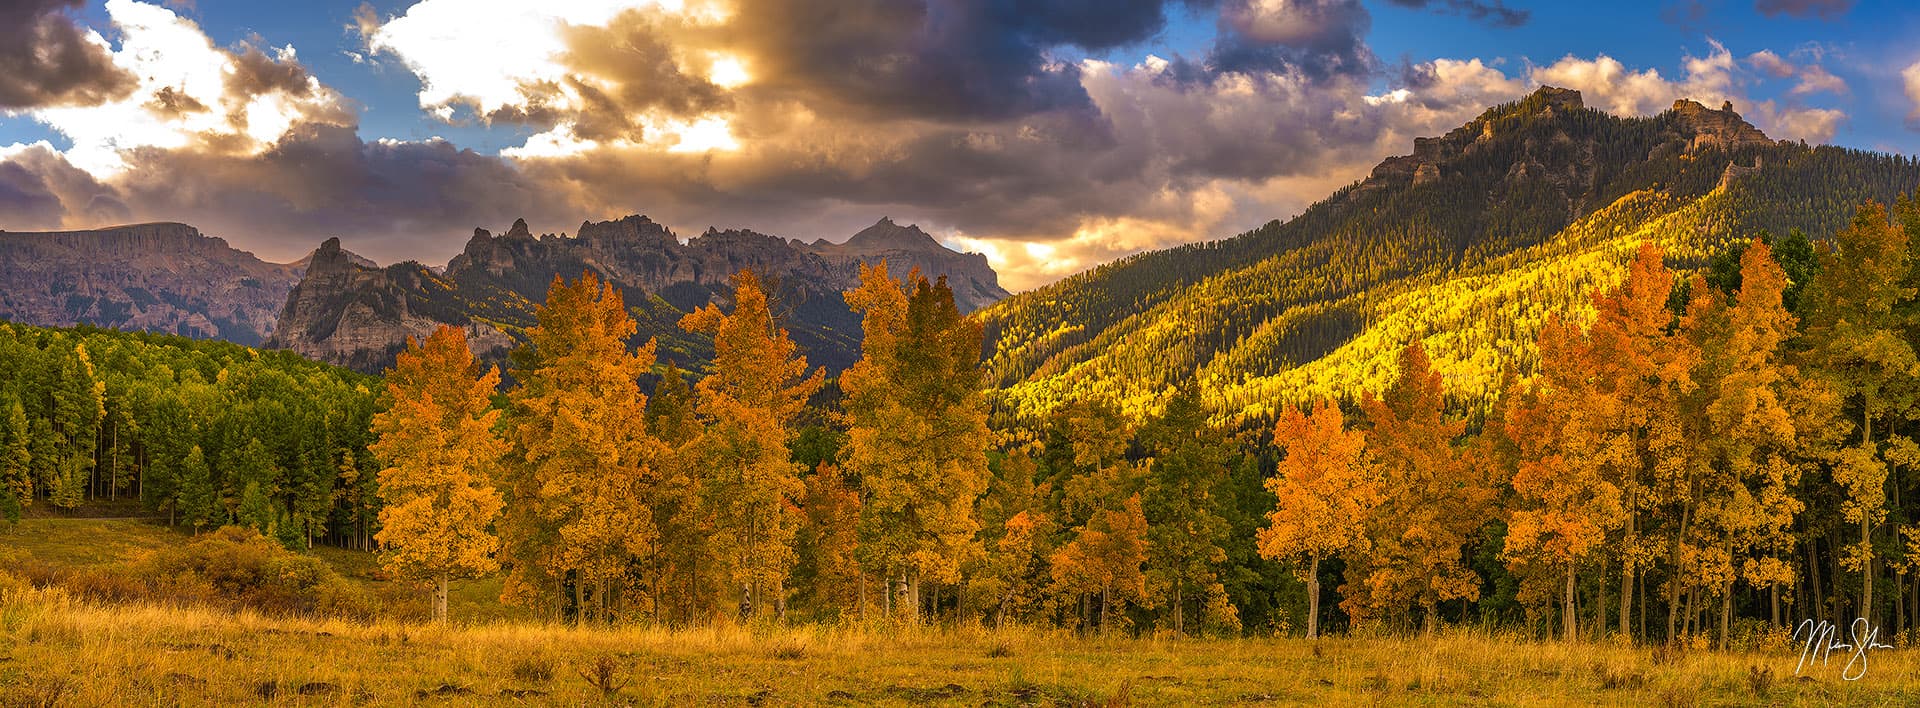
left=1905, top=62, right=1920, bottom=129
left=22, top=0, right=345, bottom=177
left=1528, top=40, right=1842, bottom=143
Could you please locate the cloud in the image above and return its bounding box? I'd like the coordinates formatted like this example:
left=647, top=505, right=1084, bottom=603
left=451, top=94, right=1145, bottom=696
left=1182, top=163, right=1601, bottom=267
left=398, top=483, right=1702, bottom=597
left=0, top=2, right=1865, bottom=291
left=1905, top=62, right=1920, bottom=130
left=1754, top=0, right=1853, bottom=20
left=0, top=0, right=140, bottom=109
left=1382, top=0, right=1529, bottom=28
left=1529, top=40, right=1845, bottom=143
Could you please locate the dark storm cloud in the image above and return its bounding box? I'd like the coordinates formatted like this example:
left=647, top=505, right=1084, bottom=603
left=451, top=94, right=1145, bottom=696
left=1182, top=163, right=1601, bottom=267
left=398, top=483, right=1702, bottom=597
left=1754, top=0, right=1853, bottom=19
left=1206, top=0, right=1376, bottom=82
left=1383, top=0, right=1530, bottom=28
left=710, top=0, right=1207, bottom=121
left=0, top=0, right=139, bottom=109
left=104, top=122, right=560, bottom=261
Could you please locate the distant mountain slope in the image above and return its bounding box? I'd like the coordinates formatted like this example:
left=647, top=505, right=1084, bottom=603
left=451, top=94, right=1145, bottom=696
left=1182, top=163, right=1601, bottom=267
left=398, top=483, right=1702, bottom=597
left=980, top=87, right=1920, bottom=421
left=0, top=223, right=321, bottom=345
left=269, top=216, right=1010, bottom=373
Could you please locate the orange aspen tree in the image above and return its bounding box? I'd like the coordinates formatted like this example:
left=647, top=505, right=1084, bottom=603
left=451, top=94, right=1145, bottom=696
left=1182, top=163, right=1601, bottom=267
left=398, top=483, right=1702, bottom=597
left=1350, top=341, right=1486, bottom=633
left=681, top=270, right=825, bottom=620
left=840, top=263, right=992, bottom=619
left=504, top=272, right=662, bottom=623
left=1049, top=491, right=1150, bottom=633
left=370, top=326, right=507, bottom=623
left=1257, top=400, right=1382, bottom=639
left=1504, top=315, right=1626, bottom=642
left=1585, top=244, right=1694, bottom=642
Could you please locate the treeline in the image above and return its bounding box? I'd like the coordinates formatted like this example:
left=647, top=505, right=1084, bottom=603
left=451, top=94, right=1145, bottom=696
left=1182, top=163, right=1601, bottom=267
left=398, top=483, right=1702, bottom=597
left=0, top=324, right=378, bottom=547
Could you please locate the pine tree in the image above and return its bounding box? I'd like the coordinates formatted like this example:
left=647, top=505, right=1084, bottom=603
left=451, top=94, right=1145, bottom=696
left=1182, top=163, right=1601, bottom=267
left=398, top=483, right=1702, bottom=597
left=0, top=396, right=31, bottom=522
left=178, top=445, right=219, bottom=534
left=841, top=264, right=992, bottom=620
left=1256, top=400, right=1382, bottom=639
left=504, top=272, right=662, bottom=623
left=372, top=326, right=509, bottom=623
left=681, top=270, right=824, bottom=621
left=1139, top=386, right=1238, bottom=635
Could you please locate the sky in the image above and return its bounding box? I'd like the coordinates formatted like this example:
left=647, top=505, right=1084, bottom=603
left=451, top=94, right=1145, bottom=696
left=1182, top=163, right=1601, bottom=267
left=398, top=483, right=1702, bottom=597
left=0, top=0, right=1916, bottom=291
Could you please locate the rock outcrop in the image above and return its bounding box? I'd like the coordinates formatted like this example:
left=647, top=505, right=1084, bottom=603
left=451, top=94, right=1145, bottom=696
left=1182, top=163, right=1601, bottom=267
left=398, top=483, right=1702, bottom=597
left=0, top=223, right=306, bottom=345
left=270, top=216, right=1011, bottom=373
left=802, top=218, right=1010, bottom=312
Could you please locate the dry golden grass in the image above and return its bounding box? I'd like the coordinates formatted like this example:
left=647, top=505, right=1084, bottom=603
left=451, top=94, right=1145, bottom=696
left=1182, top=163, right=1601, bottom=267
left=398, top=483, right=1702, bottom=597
left=3, top=520, right=1918, bottom=705
left=4, top=582, right=1920, bottom=707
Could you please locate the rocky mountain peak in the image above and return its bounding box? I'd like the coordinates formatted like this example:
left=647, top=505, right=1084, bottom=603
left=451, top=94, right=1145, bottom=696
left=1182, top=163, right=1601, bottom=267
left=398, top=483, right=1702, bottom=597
left=1668, top=98, right=1774, bottom=151
left=841, top=217, right=944, bottom=252
left=504, top=218, right=534, bottom=240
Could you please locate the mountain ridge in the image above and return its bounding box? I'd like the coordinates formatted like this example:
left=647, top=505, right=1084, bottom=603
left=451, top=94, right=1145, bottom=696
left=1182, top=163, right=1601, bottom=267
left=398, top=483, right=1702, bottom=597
left=981, top=86, right=1920, bottom=421
left=268, top=215, right=1010, bottom=373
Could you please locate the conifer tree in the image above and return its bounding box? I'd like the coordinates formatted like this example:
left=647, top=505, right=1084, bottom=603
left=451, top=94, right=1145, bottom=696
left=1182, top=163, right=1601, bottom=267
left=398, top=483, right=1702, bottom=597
left=1140, top=386, right=1237, bottom=635
left=178, top=445, right=219, bottom=534
left=372, top=326, right=508, bottom=623
left=0, top=396, right=30, bottom=522
left=1257, top=400, right=1382, bottom=639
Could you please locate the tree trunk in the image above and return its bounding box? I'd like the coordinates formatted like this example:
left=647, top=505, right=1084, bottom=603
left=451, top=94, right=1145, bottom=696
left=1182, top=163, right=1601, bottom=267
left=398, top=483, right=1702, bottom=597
left=1771, top=584, right=1781, bottom=629
left=1174, top=584, right=1185, bottom=635
left=1728, top=583, right=1743, bottom=648
left=1564, top=564, right=1577, bottom=642
left=1308, top=552, right=1321, bottom=639
left=434, top=573, right=449, bottom=624
left=1620, top=511, right=1635, bottom=639
left=1592, top=556, right=1608, bottom=640
left=1864, top=407, right=1875, bottom=626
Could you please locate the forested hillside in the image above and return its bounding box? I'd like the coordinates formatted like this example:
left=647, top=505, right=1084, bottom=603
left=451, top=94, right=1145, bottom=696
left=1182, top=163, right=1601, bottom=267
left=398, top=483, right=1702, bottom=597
left=981, top=87, right=1920, bottom=422
left=0, top=322, right=377, bottom=546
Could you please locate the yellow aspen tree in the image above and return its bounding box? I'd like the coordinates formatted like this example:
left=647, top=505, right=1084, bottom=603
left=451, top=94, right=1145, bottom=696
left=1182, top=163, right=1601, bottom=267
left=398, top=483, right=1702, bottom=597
left=1683, top=240, right=1804, bottom=646
left=504, top=271, right=662, bottom=623
left=681, top=270, right=825, bottom=620
left=1257, top=399, right=1382, bottom=639
left=1802, top=203, right=1919, bottom=624
left=370, top=326, right=507, bottom=623
left=1049, top=491, right=1150, bottom=633
left=841, top=263, right=992, bottom=620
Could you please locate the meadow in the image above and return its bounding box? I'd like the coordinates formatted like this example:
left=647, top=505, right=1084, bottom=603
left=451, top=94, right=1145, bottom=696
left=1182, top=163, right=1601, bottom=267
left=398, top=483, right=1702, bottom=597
left=2, top=519, right=1916, bottom=707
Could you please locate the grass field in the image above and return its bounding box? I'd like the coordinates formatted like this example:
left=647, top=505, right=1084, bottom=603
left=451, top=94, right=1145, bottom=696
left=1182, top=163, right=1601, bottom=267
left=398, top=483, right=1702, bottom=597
left=3, top=519, right=1919, bottom=706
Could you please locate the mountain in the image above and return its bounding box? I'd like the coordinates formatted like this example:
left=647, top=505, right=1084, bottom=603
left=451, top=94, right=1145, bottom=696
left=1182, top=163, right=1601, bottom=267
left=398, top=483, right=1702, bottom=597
left=0, top=222, right=323, bottom=346
left=269, top=216, right=1009, bottom=373
left=980, top=87, right=1920, bottom=422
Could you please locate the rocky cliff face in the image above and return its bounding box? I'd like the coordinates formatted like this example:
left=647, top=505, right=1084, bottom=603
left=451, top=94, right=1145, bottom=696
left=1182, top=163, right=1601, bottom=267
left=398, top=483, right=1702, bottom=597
left=0, top=222, right=305, bottom=345
left=270, top=216, right=1010, bottom=373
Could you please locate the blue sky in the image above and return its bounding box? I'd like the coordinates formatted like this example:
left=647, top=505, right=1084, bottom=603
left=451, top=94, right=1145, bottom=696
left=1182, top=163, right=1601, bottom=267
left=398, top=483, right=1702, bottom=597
left=0, top=0, right=1915, bottom=287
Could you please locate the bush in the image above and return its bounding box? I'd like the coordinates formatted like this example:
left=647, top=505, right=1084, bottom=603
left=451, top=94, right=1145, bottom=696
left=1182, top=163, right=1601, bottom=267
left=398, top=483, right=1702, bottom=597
left=137, top=526, right=373, bottom=618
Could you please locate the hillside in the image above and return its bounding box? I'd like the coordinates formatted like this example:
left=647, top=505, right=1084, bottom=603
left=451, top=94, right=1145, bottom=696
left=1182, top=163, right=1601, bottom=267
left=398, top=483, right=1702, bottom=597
left=980, top=87, right=1920, bottom=421
left=269, top=216, right=1009, bottom=373
left=0, top=223, right=324, bottom=346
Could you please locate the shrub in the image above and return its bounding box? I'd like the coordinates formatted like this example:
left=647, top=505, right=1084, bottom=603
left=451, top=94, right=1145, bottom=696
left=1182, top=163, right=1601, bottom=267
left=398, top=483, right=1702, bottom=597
left=137, top=526, right=372, bottom=617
